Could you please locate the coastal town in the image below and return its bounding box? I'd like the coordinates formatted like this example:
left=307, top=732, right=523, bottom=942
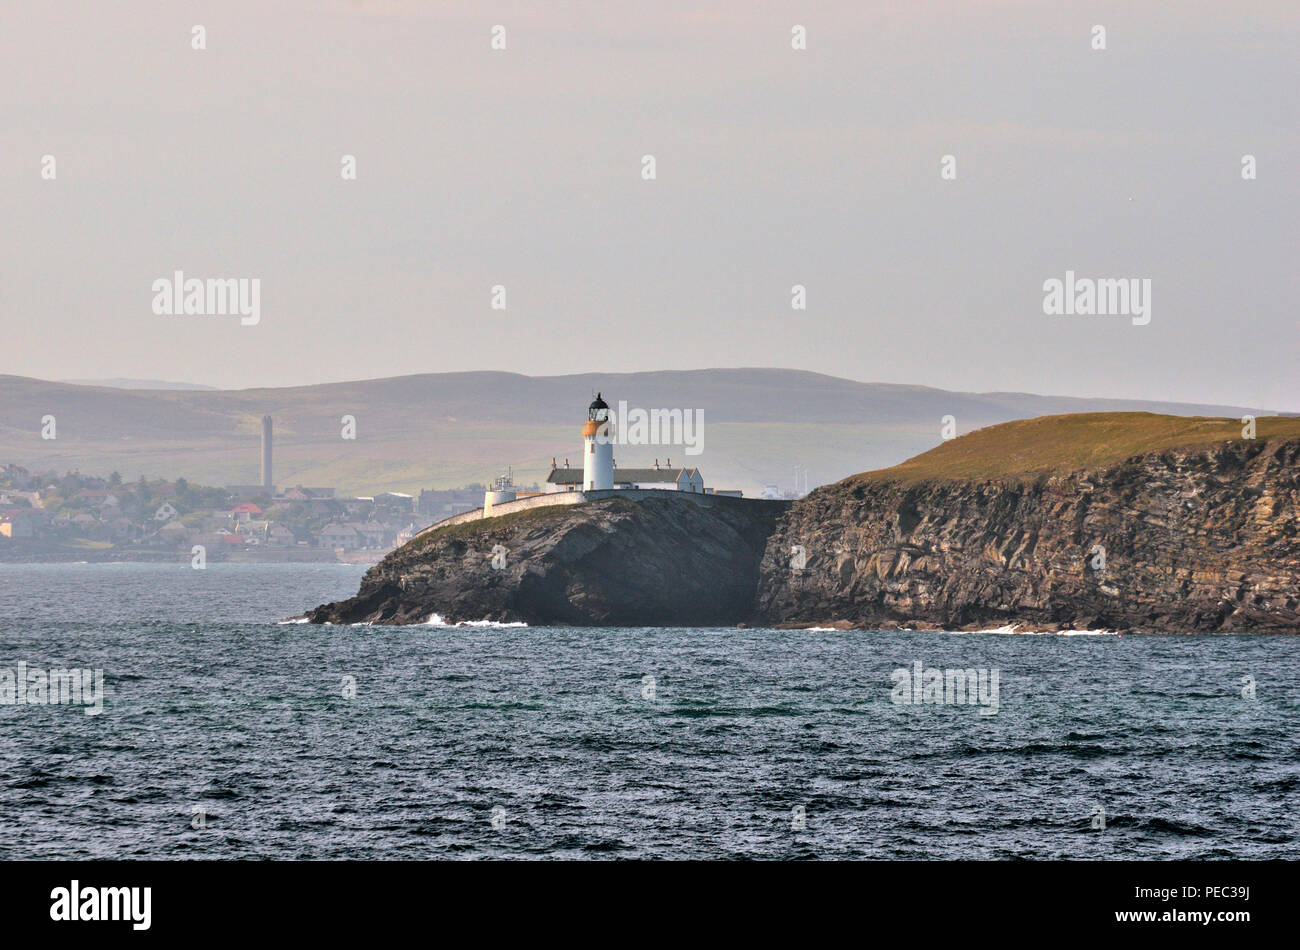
left=0, top=462, right=505, bottom=563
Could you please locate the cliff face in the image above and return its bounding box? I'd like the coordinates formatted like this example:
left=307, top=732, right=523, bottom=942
left=308, top=495, right=790, bottom=626
left=308, top=416, right=1300, bottom=633
left=753, top=439, right=1300, bottom=633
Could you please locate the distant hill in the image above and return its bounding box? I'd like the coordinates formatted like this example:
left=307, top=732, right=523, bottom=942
left=58, top=378, right=218, bottom=391
left=0, top=370, right=1287, bottom=497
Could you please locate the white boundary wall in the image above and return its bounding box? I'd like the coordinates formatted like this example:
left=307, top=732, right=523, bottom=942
left=416, top=488, right=787, bottom=539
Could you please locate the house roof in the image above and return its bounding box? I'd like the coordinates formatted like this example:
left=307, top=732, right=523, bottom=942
left=545, top=467, right=700, bottom=485
left=616, top=468, right=700, bottom=483
left=231, top=503, right=262, bottom=514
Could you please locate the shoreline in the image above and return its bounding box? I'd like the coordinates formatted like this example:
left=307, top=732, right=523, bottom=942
left=0, top=551, right=381, bottom=565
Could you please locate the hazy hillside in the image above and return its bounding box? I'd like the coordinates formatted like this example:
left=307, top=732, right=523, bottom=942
left=58, top=378, right=219, bottom=391
left=0, top=370, right=1284, bottom=497
left=856, top=413, right=1300, bottom=484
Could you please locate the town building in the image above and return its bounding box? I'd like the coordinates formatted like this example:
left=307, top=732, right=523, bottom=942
left=230, top=502, right=263, bottom=522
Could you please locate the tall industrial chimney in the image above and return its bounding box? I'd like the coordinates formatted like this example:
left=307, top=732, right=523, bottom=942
left=260, top=415, right=273, bottom=493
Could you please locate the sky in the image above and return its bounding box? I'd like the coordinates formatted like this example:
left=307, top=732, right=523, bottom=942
left=1, top=0, right=1297, bottom=409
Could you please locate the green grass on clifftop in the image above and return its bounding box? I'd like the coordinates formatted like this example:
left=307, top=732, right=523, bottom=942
left=854, top=413, right=1300, bottom=485
left=402, top=498, right=646, bottom=554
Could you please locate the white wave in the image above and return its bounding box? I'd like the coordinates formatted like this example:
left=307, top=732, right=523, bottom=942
left=794, top=623, right=1117, bottom=635
left=276, top=616, right=310, bottom=625
left=949, top=623, right=1119, bottom=636
left=425, top=612, right=527, bottom=628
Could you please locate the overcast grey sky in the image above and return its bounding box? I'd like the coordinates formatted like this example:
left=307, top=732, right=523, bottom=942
left=2, top=1, right=1296, bottom=409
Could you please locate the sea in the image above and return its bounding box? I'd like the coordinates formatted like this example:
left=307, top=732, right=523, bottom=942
left=0, top=562, right=1295, bottom=859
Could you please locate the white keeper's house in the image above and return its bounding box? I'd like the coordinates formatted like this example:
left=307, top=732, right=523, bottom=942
left=413, top=393, right=749, bottom=532
left=544, top=393, right=704, bottom=493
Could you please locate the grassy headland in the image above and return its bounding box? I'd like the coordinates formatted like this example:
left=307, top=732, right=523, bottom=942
left=855, top=413, right=1300, bottom=485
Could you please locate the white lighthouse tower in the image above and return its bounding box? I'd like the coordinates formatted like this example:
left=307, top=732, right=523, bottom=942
left=582, top=392, right=614, bottom=490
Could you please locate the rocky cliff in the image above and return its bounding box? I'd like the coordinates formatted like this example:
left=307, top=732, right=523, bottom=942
left=754, top=424, right=1300, bottom=633
left=308, top=414, right=1300, bottom=633
left=307, top=494, right=790, bottom=626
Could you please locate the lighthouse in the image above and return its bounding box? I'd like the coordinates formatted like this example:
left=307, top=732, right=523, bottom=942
left=582, top=393, right=614, bottom=490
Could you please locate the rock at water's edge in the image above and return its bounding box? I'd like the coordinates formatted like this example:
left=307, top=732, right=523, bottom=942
left=307, top=495, right=790, bottom=626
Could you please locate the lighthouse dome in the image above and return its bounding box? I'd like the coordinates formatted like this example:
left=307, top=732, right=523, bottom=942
left=588, top=392, right=610, bottom=420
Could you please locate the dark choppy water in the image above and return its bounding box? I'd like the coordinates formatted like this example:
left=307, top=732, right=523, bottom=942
left=0, top=562, right=1295, bottom=859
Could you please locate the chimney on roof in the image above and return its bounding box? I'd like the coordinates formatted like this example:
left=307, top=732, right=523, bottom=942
left=653, top=459, right=659, bottom=470
left=666, top=458, right=671, bottom=468
left=564, top=459, right=569, bottom=468
left=550, top=458, right=556, bottom=469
